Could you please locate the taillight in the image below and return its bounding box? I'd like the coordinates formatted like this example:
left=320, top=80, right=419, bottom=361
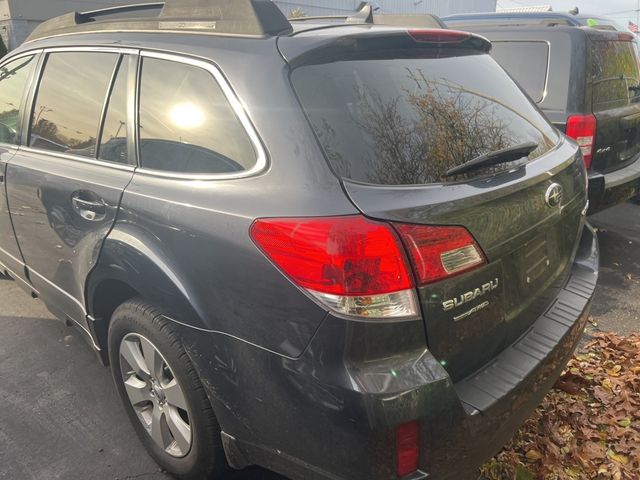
left=408, top=29, right=471, bottom=44
left=396, top=421, right=420, bottom=477
left=250, top=216, right=419, bottom=320
left=395, top=224, right=486, bottom=286
left=566, top=114, right=597, bottom=169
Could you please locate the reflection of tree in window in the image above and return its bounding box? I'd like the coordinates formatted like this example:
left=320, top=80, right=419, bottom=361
left=592, top=41, right=640, bottom=111
left=294, top=54, right=558, bottom=186
left=357, top=69, right=526, bottom=184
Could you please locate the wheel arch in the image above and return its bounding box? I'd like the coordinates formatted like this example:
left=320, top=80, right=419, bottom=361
left=86, top=227, right=207, bottom=365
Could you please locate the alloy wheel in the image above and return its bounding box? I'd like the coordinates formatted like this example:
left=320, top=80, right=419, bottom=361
left=119, top=333, right=192, bottom=458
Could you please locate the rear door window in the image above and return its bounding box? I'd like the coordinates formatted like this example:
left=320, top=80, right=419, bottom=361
left=490, top=41, right=549, bottom=103
left=138, top=57, right=257, bottom=174
left=30, top=52, right=119, bottom=157
left=292, top=51, right=558, bottom=186
left=591, top=40, right=640, bottom=112
left=0, top=55, right=36, bottom=145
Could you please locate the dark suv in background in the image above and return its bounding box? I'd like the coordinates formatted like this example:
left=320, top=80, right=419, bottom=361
left=445, top=11, right=640, bottom=213
left=0, top=2, right=598, bottom=479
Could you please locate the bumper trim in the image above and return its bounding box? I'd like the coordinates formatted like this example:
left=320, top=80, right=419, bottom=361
left=604, top=155, right=640, bottom=189
left=453, top=224, right=598, bottom=412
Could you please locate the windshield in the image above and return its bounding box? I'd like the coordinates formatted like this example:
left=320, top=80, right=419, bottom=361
left=292, top=50, right=559, bottom=185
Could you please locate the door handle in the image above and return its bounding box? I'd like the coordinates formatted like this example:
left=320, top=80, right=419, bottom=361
left=71, top=194, right=106, bottom=221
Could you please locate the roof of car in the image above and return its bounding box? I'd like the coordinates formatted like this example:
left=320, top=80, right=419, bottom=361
left=443, top=11, right=627, bottom=31
left=26, top=0, right=294, bottom=43
left=25, top=0, right=448, bottom=45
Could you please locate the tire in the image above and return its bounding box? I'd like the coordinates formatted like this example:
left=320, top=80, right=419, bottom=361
left=108, top=298, right=227, bottom=479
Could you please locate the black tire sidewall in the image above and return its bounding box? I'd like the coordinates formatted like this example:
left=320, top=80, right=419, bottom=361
left=108, top=300, right=226, bottom=479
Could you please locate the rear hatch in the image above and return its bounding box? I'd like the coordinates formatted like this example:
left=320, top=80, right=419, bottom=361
left=283, top=28, right=588, bottom=381
left=589, top=31, right=640, bottom=173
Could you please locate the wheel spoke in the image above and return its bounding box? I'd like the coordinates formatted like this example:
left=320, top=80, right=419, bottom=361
left=166, top=407, right=191, bottom=455
left=150, top=404, right=166, bottom=449
left=140, top=336, right=164, bottom=380
left=124, top=376, right=151, bottom=407
left=121, top=339, right=150, bottom=379
left=163, top=379, right=188, bottom=411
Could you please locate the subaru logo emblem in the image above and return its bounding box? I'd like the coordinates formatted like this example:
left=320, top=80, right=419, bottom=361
left=545, top=183, right=563, bottom=208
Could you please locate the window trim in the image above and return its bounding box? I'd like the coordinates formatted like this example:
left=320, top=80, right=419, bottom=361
left=0, top=49, right=43, bottom=149
left=20, top=46, right=139, bottom=170
left=490, top=40, right=552, bottom=105
left=95, top=54, right=124, bottom=162
left=135, top=50, right=267, bottom=180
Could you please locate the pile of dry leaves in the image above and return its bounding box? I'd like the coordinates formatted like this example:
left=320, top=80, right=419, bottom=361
left=479, top=332, right=640, bottom=480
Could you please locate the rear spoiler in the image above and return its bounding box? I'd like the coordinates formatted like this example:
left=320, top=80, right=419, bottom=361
left=280, top=29, right=492, bottom=68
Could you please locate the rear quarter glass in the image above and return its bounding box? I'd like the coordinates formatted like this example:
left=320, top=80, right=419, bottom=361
left=591, top=39, right=640, bottom=112
left=291, top=49, right=560, bottom=186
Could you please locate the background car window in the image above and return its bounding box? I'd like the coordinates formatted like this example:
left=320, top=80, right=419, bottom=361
left=99, top=57, right=129, bottom=164
left=0, top=55, right=36, bottom=145
left=491, top=41, right=549, bottom=103
left=30, top=52, right=118, bottom=157
left=138, top=57, right=257, bottom=174
left=591, top=40, right=640, bottom=112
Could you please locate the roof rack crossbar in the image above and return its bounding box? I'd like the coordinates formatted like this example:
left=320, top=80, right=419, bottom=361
left=26, top=0, right=293, bottom=42
left=80, top=2, right=165, bottom=20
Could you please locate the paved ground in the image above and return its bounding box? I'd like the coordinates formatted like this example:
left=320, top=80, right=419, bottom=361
left=0, top=202, right=638, bottom=480
left=0, top=281, right=280, bottom=480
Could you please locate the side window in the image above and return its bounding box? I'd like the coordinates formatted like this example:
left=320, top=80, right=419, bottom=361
left=98, top=57, right=129, bottom=164
left=30, top=52, right=119, bottom=157
left=138, top=57, right=257, bottom=174
left=592, top=40, right=640, bottom=112
left=0, top=55, right=36, bottom=145
left=491, top=41, right=549, bottom=104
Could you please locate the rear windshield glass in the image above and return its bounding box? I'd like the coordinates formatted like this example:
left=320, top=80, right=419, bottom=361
left=591, top=40, right=640, bottom=112
left=491, top=41, right=549, bottom=103
left=292, top=51, right=559, bottom=186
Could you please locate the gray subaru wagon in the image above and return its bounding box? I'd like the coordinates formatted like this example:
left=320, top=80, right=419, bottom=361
left=0, top=1, right=599, bottom=479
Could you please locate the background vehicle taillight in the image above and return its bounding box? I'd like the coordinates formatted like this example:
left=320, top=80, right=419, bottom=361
left=395, top=224, right=487, bottom=286
left=250, top=216, right=419, bottom=320
left=566, top=114, right=597, bottom=169
left=396, top=421, right=420, bottom=477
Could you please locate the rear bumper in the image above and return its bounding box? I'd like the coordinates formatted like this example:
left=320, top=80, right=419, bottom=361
left=589, top=155, right=640, bottom=213
left=178, top=224, right=599, bottom=480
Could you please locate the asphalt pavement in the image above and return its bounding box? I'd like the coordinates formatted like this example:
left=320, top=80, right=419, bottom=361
left=0, top=202, right=638, bottom=480
left=0, top=280, right=280, bottom=480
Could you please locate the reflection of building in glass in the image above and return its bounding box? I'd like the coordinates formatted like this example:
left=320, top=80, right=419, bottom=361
left=0, top=0, right=497, bottom=51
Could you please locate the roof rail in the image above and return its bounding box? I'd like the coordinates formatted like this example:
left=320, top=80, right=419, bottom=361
left=289, top=3, right=445, bottom=29
left=26, top=0, right=293, bottom=42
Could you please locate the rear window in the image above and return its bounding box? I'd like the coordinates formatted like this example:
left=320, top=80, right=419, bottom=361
left=292, top=51, right=558, bottom=186
left=491, top=41, right=549, bottom=103
left=591, top=40, right=640, bottom=112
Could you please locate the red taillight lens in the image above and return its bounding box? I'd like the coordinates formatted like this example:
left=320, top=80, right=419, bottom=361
left=395, top=224, right=486, bottom=286
left=250, top=216, right=419, bottom=319
left=408, top=29, right=471, bottom=44
left=396, top=421, right=420, bottom=477
left=566, top=114, right=597, bottom=170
